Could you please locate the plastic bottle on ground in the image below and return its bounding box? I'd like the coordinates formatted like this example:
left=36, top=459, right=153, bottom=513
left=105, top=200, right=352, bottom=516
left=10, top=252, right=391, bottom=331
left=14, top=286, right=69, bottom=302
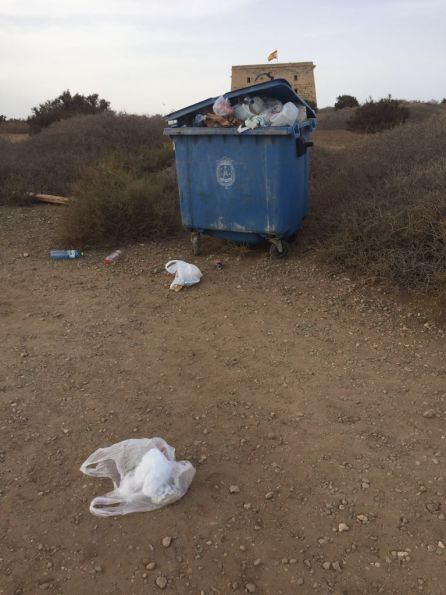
left=50, top=250, right=83, bottom=260
left=104, top=250, right=122, bottom=264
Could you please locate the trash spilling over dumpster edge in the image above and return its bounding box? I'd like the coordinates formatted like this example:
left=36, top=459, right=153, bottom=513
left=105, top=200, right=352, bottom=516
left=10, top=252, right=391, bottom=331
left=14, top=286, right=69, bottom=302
left=188, top=94, right=306, bottom=132
left=166, top=78, right=316, bottom=134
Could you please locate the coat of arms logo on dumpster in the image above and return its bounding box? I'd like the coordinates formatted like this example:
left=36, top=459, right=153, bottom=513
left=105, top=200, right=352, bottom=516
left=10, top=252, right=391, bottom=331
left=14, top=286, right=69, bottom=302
left=216, top=157, right=235, bottom=189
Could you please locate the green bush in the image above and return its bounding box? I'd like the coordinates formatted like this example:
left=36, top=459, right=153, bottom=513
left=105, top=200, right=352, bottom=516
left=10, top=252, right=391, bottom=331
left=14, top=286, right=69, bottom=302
left=334, top=95, right=359, bottom=110
left=347, top=96, right=410, bottom=133
left=28, top=90, right=111, bottom=133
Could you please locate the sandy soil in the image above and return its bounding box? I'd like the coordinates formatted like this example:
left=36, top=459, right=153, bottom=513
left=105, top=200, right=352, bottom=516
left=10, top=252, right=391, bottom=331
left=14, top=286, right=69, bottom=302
left=1, top=206, right=445, bottom=595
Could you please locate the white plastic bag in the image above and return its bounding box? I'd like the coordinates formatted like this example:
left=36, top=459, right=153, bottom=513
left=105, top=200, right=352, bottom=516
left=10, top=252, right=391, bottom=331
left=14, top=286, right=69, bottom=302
left=248, top=96, right=265, bottom=115
left=233, top=103, right=252, bottom=122
left=165, top=260, right=202, bottom=290
left=262, top=97, right=283, bottom=114
left=80, top=437, right=196, bottom=517
left=213, top=95, right=233, bottom=117
left=270, top=102, right=300, bottom=126
left=297, top=106, right=307, bottom=123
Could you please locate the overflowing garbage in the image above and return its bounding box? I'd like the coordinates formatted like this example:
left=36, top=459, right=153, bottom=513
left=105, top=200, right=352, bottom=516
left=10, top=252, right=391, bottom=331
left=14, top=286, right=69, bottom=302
left=80, top=437, right=196, bottom=517
left=190, top=93, right=307, bottom=133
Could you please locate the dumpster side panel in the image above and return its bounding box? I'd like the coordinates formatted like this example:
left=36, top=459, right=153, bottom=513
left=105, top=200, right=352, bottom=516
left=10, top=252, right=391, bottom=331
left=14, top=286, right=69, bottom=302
left=171, top=129, right=312, bottom=243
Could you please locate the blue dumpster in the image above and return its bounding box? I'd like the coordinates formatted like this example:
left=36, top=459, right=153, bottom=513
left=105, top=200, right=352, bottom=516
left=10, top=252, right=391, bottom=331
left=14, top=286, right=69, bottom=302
left=164, top=79, right=316, bottom=257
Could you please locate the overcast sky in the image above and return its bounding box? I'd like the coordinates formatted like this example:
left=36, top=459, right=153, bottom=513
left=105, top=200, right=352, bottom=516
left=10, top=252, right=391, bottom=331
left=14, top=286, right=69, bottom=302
left=1, top=0, right=445, bottom=118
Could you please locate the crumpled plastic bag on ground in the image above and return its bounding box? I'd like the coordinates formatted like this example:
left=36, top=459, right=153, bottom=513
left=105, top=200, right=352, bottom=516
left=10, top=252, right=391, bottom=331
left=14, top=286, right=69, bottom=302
left=165, top=260, right=202, bottom=290
left=80, top=437, right=196, bottom=517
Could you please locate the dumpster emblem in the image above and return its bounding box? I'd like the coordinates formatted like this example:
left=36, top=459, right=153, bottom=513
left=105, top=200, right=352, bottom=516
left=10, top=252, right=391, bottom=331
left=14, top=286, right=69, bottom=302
left=216, top=158, right=235, bottom=188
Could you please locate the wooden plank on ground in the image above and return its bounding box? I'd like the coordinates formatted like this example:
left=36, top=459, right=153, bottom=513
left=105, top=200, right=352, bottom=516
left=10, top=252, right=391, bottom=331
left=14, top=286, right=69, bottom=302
left=28, top=193, right=71, bottom=205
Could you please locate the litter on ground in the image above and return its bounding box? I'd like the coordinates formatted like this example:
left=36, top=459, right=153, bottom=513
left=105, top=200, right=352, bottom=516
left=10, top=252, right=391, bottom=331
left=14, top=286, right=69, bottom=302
left=165, top=260, right=202, bottom=291
left=80, top=437, right=196, bottom=517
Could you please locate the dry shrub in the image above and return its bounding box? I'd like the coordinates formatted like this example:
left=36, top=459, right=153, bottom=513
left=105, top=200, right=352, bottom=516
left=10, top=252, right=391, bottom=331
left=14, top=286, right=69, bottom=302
left=304, top=116, right=446, bottom=292
left=0, top=119, right=29, bottom=134
left=347, top=97, right=410, bottom=133
left=60, top=148, right=180, bottom=246
left=0, top=112, right=166, bottom=202
left=316, top=107, right=356, bottom=130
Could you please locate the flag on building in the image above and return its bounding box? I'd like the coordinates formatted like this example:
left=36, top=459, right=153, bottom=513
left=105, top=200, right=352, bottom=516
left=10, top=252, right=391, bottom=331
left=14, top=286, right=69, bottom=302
left=267, top=50, right=278, bottom=62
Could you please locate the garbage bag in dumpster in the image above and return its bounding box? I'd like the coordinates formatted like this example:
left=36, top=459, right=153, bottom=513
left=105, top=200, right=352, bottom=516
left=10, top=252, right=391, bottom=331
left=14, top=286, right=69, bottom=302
left=164, top=79, right=316, bottom=258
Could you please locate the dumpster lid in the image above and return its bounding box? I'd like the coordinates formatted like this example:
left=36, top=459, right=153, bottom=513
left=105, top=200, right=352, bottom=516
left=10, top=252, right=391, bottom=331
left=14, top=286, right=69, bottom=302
left=165, top=79, right=316, bottom=124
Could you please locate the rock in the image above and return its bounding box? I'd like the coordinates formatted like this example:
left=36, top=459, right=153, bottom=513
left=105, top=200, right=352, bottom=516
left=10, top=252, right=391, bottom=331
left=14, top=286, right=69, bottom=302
left=332, top=561, right=342, bottom=572
left=245, top=583, right=257, bottom=593
left=162, top=536, right=172, bottom=548
left=357, top=514, right=368, bottom=523
left=146, top=562, right=156, bottom=570
left=423, top=409, right=436, bottom=418
left=253, top=558, right=261, bottom=567
left=265, top=491, right=274, bottom=500
left=155, top=575, right=168, bottom=590
left=23, top=252, right=29, bottom=258
left=322, top=561, right=331, bottom=570
left=297, top=577, right=304, bottom=585
left=426, top=501, right=441, bottom=514
left=229, top=485, right=240, bottom=494
left=338, top=522, right=350, bottom=533
left=94, top=564, right=103, bottom=573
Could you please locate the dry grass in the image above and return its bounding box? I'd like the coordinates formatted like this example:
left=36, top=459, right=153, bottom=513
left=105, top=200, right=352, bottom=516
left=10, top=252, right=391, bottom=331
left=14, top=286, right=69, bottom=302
left=303, top=116, right=446, bottom=292
left=317, top=101, right=446, bottom=132
left=59, top=148, right=180, bottom=247
left=0, top=112, right=166, bottom=203
left=0, top=120, right=29, bottom=134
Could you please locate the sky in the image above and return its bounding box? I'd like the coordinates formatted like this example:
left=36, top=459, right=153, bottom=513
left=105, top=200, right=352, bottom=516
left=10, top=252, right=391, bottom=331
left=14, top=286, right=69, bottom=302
left=1, top=0, right=446, bottom=118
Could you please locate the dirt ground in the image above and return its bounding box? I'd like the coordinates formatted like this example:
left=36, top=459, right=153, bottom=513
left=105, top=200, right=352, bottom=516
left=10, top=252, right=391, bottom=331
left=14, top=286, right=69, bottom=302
left=1, top=206, right=445, bottom=595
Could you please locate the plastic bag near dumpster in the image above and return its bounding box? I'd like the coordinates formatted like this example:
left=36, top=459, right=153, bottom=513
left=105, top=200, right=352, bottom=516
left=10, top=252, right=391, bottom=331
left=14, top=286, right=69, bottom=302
left=80, top=437, right=196, bottom=517
left=165, top=260, right=202, bottom=291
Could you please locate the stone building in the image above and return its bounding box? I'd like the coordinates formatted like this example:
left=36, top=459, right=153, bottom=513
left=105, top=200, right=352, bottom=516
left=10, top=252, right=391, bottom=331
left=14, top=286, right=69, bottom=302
left=231, top=62, right=317, bottom=105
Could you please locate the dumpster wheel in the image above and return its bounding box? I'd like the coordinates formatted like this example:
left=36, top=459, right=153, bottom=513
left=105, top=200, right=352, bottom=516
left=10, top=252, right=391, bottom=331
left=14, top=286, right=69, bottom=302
left=269, top=239, right=289, bottom=260
left=191, top=232, right=202, bottom=256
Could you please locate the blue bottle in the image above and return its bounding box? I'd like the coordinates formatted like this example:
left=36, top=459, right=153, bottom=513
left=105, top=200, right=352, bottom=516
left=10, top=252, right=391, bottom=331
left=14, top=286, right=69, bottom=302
left=50, top=250, right=83, bottom=260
